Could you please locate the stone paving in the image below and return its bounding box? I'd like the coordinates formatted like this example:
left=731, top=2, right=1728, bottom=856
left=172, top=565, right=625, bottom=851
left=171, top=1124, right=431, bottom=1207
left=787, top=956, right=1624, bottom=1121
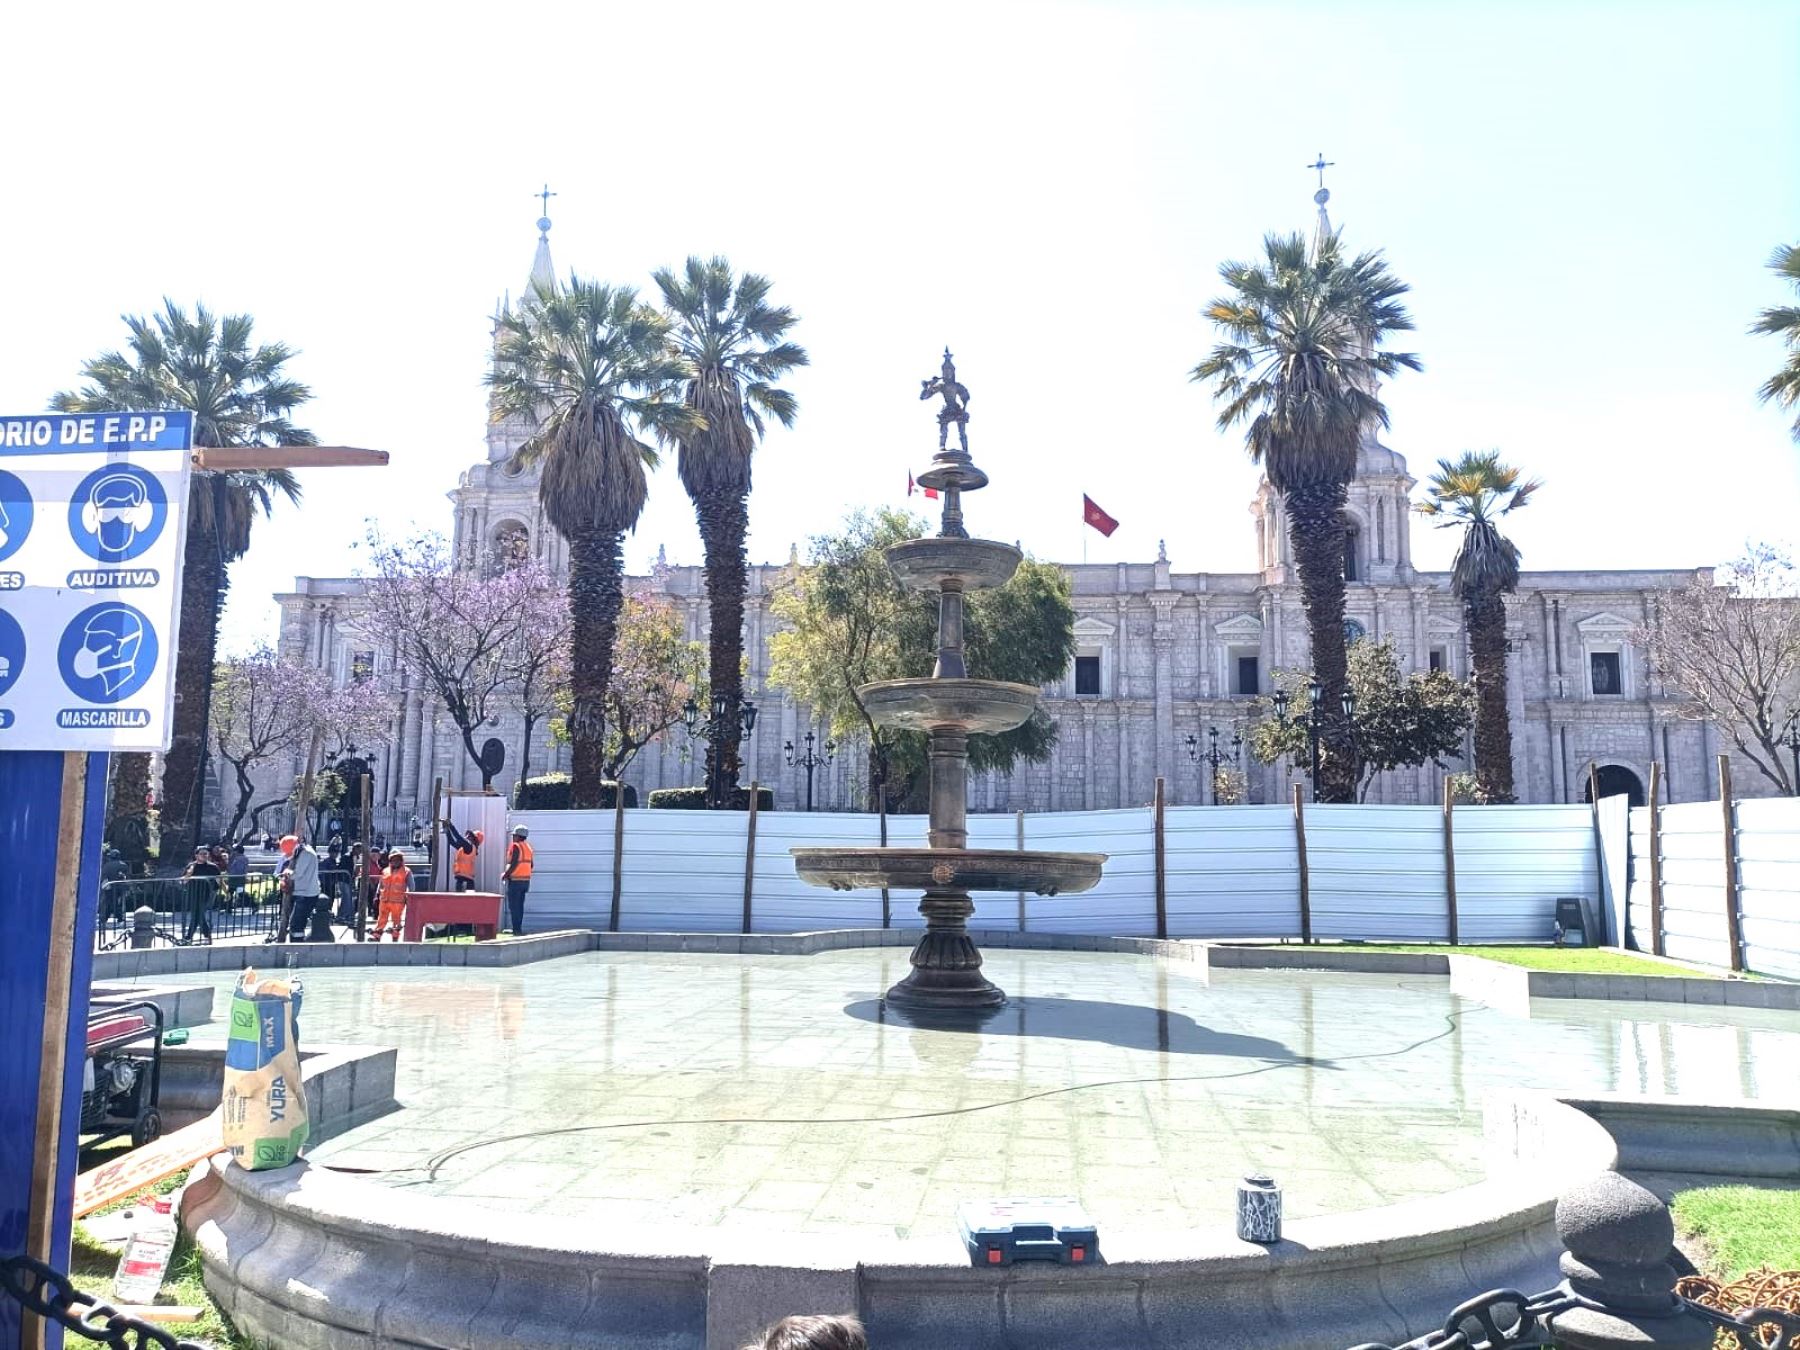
left=156, top=951, right=1798, bottom=1240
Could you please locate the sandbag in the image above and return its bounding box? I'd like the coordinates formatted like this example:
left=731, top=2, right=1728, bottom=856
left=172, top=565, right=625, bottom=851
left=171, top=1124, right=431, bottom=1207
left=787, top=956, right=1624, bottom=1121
left=221, top=968, right=309, bottom=1169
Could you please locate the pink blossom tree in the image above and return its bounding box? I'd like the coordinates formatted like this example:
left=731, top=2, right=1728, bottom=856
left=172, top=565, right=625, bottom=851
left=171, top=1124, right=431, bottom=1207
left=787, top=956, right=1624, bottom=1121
left=502, top=563, right=571, bottom=786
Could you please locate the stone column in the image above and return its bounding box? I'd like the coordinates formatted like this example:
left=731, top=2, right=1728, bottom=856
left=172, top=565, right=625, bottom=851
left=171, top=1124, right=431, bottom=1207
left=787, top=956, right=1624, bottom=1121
left=1152, top=599, right=1175, bottom=789
left=1081, top=705, right=1095, bottom=811
left=1115, top=704, right=1131, bottom=810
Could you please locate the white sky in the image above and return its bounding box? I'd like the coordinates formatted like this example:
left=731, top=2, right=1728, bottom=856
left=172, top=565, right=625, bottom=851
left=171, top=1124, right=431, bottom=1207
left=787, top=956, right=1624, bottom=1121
left=4, top=1, right=1797, bottom=655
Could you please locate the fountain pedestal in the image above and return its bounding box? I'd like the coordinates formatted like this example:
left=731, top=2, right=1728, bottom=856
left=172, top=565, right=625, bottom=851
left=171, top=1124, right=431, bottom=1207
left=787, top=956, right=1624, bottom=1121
left=791, top=351, right=1105, bottom=1012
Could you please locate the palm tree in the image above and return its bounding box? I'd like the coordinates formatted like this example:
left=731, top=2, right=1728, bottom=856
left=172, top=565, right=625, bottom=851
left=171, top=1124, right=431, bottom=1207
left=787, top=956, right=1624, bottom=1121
left=487, top=277, right=696, bottom=808
left=53, top=301, right=314, bottom=865
left=1418, top=451, right=1540, bottom=804
left=654, top=257, right=808, bottom=807
left=1192, top=231, right=1420, bottom=802
left=1751, top=242, right=1800, bottom=441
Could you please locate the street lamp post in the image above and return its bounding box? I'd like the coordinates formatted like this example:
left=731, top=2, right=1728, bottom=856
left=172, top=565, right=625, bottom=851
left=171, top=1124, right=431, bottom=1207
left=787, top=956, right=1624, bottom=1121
left=784, top=731, right=836, bottom=812
left=1273, top=681, right=1356, bottom=801
left=682, top=694, right=759, bottom=807
left=1185, top=725, right=1242, bottom=805
left=1779, top=710, right=1800, bottom=798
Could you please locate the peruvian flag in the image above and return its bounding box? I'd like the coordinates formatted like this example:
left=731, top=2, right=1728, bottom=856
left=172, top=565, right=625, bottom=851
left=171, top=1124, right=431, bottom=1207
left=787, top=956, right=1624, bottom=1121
left=908, top=471, right=939, bottom=500
left=1082, top=494, right=1119, bottom=537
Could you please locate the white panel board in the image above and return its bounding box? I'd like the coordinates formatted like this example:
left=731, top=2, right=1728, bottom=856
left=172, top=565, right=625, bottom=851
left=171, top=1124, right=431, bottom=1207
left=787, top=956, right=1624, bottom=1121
left=1163, top=805, right=1300, bottom=938
left=1453, top=804, right=1596, bottom=943
left=1020, top=808, right=1157, bottom=935
left=1308, top=804, right=1451, bottom=941
left=1735, top=797, right=1800, bottom=979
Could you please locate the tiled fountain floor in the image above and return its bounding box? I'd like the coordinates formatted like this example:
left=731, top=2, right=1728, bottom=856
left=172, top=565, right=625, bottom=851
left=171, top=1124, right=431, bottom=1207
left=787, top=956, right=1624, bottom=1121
left=154, top=951, right=1797, bottom=1239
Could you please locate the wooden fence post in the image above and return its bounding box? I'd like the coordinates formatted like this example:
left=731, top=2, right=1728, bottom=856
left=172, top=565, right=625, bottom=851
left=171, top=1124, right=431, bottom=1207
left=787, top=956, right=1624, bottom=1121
left=608, top=787, right=626, bottom=933
left=1292, top=784, right=1312, bottom=944
left=1718, top=756, right=1744, bottom=972
left=1442, top=777, right=1460, bottom=947
left=1647, top=760, right=1665, bottom=956
left=1152, top=776, right=1168, bottom=939
left=877, top=783, right=891, bottom=930
left=355, top=774, right=371, bottom=943
left=742, top=782, right=761, bottom=934
left=1015, top=809, right=1027, bottom=933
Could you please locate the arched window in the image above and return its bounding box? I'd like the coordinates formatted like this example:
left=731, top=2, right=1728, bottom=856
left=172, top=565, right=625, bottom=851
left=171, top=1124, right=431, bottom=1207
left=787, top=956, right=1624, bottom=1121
left=489, top=522, right=530, bottom=573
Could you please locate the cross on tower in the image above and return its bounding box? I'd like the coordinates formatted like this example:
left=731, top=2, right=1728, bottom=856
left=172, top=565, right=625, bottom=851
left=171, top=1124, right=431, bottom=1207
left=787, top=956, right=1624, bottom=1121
left=536, top=184, right=556, bottom=215
left=1306, top=154, right=1335, bottom=190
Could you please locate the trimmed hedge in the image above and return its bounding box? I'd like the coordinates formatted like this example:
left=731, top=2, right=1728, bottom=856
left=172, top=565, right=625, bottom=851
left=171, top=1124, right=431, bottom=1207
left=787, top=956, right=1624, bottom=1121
left=647, top=786, right=775, bottom=811
left=513, top=774, right=637, bottom=810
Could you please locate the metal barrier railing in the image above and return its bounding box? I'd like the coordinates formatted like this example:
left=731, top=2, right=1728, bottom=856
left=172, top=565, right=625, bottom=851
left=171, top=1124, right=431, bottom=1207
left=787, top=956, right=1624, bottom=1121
left=94, top=868, right=368, bottom=949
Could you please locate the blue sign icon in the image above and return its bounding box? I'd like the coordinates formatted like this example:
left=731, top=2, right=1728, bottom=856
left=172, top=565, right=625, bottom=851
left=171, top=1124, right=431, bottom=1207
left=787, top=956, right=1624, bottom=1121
left=0, top=606, right=23, bottom=698
left=57, top=602, right=158, bottom=704
left=67, top=464, right=168, bottom=563
left=0, top=469, right=31, bottom=564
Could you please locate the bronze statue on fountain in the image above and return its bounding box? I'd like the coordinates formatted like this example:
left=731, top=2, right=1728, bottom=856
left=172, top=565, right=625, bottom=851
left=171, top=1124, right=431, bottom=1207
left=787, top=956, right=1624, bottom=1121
left=792, top=352, right=1106, bottom=1011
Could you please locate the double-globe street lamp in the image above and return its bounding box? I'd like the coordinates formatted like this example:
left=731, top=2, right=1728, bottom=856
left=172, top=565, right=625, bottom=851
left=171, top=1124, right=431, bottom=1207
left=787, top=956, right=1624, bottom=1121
left=1185, top=725, right=1242, bottom=805
left=784, top=731, right=836, bottom=812
left=1272, top=679, right=1356, bottom=802
left=682, top=695, right=759, bottom=806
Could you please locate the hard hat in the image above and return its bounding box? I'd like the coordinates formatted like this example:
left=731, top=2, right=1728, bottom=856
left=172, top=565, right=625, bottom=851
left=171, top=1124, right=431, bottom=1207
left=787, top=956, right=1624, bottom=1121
left=512, top=825, right=529, bottom=838
left=472, top=829, right=485, bottom=844
left=279, top=835, right=299, bottom=856
left=388, top=849, right=406, bottom=863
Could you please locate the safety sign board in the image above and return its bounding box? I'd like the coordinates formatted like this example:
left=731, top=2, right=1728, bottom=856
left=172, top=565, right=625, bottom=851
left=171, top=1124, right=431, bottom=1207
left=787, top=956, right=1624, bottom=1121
left=0, top=410, right=193, bottom=750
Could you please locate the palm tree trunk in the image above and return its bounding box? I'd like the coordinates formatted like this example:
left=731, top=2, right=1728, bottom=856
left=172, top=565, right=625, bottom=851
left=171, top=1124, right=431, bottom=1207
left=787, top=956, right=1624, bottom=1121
left=1283, top=484, right=1357, bottom=803
left=567, top=526, right=625, bottom=809
left=698, top=488, right=748, bottom=807
left=105, top=753, right=153, bottom=866
left=160, top=508, right=225, bottom=864
left=1465, top=588, right=1515, bottom=803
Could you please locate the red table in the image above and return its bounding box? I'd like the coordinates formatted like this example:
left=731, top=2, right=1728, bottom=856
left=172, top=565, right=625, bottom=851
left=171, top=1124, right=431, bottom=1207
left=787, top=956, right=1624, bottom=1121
left=401, top=890, right=503, bottom=942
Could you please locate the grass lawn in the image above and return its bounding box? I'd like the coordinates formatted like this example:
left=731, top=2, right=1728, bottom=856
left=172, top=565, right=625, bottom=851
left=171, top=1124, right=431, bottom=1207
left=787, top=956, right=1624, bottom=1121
left=1351, top=944, right=1710, bottom=977
left=1672, top=1185, right=1800, bottom=1280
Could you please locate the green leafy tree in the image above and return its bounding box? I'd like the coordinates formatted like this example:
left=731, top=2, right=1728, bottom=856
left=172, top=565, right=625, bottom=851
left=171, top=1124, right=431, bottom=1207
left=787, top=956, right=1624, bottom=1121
left=54, top=301, right=315, bottom=866
left=1192, top=232, right=1419, bottom=802
left=1418, top=451, right=1539, bottom=803
left=655, top=257, right=808, bottom=806
left=487, top=278, right=696, bottom=808
left=768, top=508, right=1075, bottom=808
left=1751, top=242, right=1800, bottom=441
left=1248, top=639, right=1471, bottom=802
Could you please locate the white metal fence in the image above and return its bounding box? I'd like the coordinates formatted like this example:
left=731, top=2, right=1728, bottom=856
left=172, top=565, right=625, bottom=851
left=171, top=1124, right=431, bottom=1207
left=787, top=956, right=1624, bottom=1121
left=515, top=799, right=1600, bottom=942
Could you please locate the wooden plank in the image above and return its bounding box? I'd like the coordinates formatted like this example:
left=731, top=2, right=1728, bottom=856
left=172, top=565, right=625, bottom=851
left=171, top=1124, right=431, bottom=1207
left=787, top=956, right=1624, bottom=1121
left=1648, top=760, right=1665, bottom=956
left=25, top=754, right=88, bottom=1349
left=609, top=788, right=626, bottom=933
left=1292, top=784, right=1312, bottom=945
left=741, top=782, right=760, bottom=934
left=1719, top=755, right=1744, bottom=973
left=1442, top=776, right=1460, bottom=946
left=1152, top=776, right=1168, bottom=939
left=356, top=773, right=372, bottom=942
left=74, top=1112, right=224, bottom=1219
left=191, top=446, right=389, bottom=471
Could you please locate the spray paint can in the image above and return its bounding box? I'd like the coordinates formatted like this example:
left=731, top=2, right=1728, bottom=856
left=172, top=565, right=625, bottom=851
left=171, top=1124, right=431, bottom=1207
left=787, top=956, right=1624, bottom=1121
left=1236, top=1174, right=1282, bottom=1243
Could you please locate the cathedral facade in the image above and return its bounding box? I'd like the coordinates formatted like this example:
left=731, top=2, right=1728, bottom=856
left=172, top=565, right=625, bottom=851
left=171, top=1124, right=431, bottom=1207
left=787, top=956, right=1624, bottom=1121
left=257, top=217, right=1766, bottom=827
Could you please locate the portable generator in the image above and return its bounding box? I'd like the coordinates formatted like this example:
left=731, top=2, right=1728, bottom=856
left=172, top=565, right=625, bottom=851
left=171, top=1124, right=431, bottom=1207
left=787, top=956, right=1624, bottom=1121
left=80, top=1000, right=165, bottom=1150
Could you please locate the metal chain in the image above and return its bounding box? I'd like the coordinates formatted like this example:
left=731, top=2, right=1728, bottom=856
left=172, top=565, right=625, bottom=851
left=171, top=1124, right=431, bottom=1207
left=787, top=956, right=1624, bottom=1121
left=0, top=1256, right=205, bottom=1350
left=1345, top=1287, right=1576, bottom=1350
left=1683, top=1296, right=1800, bottom=1349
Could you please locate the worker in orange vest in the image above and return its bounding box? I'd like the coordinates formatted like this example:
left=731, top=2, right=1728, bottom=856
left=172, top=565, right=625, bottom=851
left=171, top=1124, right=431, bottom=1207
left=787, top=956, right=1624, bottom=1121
left=370, top=850, right=412, bottom=942
left=441, top=820, right=484, bottom=891
left=500, top=825, right=533, bottom=936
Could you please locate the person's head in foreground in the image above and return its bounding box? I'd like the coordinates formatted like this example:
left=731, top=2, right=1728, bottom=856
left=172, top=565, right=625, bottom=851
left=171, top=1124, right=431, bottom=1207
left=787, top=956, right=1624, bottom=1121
left=744, top=1314, right=866, bottom=1350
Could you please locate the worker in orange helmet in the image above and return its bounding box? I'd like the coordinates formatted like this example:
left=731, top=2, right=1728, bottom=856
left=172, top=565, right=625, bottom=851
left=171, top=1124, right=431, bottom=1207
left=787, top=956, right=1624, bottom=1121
left=441, top=819, right=484, bottom=892
left=370, top=849, right=412, bottom=942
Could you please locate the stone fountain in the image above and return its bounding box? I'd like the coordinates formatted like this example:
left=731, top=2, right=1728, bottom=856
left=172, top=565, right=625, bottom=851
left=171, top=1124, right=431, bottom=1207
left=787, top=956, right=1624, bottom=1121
left=792, top=351, right=1106, bottom=1010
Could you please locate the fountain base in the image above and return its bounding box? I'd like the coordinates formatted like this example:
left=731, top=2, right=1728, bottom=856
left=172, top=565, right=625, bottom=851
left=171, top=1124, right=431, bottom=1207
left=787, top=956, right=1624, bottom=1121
left=885, top=889, right=1006, bottom=1010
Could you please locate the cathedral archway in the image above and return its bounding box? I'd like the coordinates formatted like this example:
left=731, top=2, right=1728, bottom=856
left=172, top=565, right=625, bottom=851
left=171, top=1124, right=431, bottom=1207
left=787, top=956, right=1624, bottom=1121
left=1583, top=763, right=1646, bottom=808
left=489, top=520, right=531, bottom=572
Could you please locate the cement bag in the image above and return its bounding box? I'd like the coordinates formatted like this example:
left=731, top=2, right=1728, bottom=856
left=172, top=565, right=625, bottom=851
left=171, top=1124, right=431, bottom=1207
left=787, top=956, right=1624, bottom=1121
left=221, top=968, right=309, bottom=1169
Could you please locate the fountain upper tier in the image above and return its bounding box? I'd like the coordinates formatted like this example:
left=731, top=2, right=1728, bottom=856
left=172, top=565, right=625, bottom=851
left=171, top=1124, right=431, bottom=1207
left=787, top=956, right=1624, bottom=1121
left=859, top=678, right=1038, bottom=736
left=884, top=537, right=1021, bottom=593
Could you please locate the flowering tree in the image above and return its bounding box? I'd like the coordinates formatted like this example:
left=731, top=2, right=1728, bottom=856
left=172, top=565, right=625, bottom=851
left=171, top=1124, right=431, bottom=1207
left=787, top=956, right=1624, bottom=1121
left=602, top=595, right=708, bottom=779
left=1640, top=544, right=1800, bottom=794
left=356, top=532, right=531, bottom=782
left=504, top=568, right=572, bottom=785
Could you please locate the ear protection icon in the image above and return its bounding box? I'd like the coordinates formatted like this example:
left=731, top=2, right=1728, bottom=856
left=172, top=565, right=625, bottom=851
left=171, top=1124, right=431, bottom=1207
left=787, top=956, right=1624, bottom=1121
left=80, top=473, right=154, bottom=537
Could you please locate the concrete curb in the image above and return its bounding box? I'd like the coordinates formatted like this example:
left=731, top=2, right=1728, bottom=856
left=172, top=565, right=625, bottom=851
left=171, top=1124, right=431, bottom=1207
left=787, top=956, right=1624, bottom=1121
left=182, top=1092, right=1617, bottom=1350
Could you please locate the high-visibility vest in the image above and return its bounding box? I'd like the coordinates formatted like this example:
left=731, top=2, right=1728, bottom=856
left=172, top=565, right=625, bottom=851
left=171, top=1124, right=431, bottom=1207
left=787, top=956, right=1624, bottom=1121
left=508, top=841, right=534, bottom=880
left=379, top=867, right=410, bottom=904
left=453, top=843, right=477, bottom=880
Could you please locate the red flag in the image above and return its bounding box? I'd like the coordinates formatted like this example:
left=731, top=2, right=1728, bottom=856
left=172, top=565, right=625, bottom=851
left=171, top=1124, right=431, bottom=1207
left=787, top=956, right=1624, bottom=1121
left=907, top=471, right=938, bottom=500
left=1082, top=494, right=1119, bottom=537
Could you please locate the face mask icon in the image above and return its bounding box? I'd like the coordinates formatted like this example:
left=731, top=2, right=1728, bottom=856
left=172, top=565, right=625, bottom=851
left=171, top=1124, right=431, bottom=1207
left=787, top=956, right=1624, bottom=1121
left=80, top=472, right=156, bottom=559
left=72, top=608, right=146, bottom=696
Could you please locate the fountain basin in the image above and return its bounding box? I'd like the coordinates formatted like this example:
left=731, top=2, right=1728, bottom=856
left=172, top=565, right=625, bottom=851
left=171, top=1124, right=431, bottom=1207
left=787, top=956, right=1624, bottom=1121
left=884, top=537, right=1021, bottom=591
left=858, top=678, right=1040, bottom=734
left=792, top=846, right=1106, bottom=895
